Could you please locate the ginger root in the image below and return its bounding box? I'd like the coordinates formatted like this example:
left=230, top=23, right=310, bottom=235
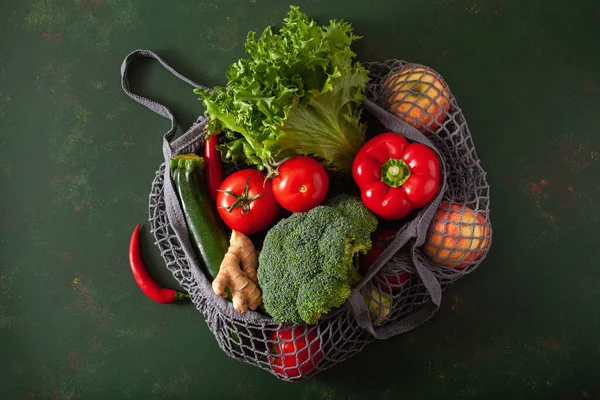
left=212, top=230, right=262, bottom=312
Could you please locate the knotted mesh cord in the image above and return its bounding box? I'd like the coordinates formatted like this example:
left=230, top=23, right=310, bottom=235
left=146, top=59, right=492, bottom=381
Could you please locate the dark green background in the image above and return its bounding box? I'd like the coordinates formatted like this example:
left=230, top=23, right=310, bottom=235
left=1, top=0, right=599, bottom=399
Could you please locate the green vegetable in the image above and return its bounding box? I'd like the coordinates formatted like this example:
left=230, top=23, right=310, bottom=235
left=257, top=195, right=378, bottom=324
left=362, top=287, right=393, bottom=326
left=170, top=154, right=230, bottom=280
left=195, top=6, right=370, bottom=174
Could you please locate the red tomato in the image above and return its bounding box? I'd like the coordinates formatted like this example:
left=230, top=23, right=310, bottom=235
left=271, top=156, right=329, bottom=213
left=359, top=228, right=411, bottom=292
left=216, top=169, right=280, bottom=235
left=377, top=271, right=410, bottom=292
left=359, top=228, right=398, bottom=271
left=269, top=325, right=323, bottom=379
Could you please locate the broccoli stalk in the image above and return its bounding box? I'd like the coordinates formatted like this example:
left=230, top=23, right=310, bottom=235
left=257, top=195, right=378, bottom=324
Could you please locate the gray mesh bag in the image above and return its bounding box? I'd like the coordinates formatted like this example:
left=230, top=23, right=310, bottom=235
left=121, top=49, right=492, bottom=382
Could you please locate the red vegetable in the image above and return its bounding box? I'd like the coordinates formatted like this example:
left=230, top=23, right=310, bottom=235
left=359, top=228, right=411, bottom=292
left=269, top=325, right=323, bottom=379
left=359, top=228, right=398, bottom=270
left=216, top=169, right=280, bottom=235
left=204, top=132, right=222, bottom=201
left=352, top=132, right=441, bottom=220
left=128, top=224, right=189, bottom=304
left=271, top=156, right=329, bottom=213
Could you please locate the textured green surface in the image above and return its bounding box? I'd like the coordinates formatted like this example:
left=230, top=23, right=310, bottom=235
left=1, top=0, right=600, bottom=399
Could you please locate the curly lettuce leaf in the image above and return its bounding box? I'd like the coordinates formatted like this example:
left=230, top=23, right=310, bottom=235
left=195, top=6, right=369, bottom=173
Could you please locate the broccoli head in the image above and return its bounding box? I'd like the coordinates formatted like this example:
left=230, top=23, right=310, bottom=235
left=257, top=194, right=378, bottom=324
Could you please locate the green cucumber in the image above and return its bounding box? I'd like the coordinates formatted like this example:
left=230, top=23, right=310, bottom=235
left=170, top=154, right=229, bottom=280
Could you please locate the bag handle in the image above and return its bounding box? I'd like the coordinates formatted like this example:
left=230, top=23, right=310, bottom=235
left=120, top=49, right=214, bottom=159
left=120, top=49, right=219, bottom=308
left=348, top=99, right=448, bottom=339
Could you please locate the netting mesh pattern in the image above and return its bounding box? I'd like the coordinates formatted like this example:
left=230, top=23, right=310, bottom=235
left=364, top=60, right=492, bottom=282
left=149, top=163, right=374, bottom=380
left=147, top=59, right=492, bottom=381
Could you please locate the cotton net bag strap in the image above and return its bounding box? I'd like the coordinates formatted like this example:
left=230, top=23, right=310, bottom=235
left=120, top=49, right=216, bottom=310
left=350, top=60, right=492, bottom=339
left=347, top=97, right=447, bottom=339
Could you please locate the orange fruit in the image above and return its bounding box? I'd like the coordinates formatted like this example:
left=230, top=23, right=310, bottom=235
left=424, top=200, right=490, bottom=268
left=383, top=66, right=451, bottom=134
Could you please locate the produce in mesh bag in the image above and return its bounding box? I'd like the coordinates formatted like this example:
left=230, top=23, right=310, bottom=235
left=258, top=195, right=378, bottom=325
left=212, top=230, right=262, bottom=313
left=215, top=168, right=281, bottom=235
left=362, top=287, right=393, bottom=326
left=352, top=131, right=441, bottom=220
left=359, top=228, right=412, bottom=292
left=120, top=4, right=492, bottom=383
left=268, top=325, right=323, bottom=379
left=382, top=65, right=451, bottom=134
left=423, top=200, right=491, bottom=268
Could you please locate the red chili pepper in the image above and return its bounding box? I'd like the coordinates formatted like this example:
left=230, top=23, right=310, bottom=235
left=128, top=224, right=189, bottom=304
left=204, top=132, right=223, bottom=201
left=352, top=132, right=441, bottom=220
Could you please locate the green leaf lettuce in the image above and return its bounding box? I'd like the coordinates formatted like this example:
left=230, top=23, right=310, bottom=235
left=195, top=6, right=370, bottom=173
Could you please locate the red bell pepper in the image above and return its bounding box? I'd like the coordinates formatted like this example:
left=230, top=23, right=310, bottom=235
left=352, top=132, right=441, bottom=220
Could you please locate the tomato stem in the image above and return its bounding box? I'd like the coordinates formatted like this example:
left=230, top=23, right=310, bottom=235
left=218, top=172, right=266, bottom=214
left=264, top=156, right=293, bottom=179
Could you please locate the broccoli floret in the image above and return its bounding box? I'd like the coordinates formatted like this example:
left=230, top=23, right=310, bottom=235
left=257, top=195, right=378, bottom=324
